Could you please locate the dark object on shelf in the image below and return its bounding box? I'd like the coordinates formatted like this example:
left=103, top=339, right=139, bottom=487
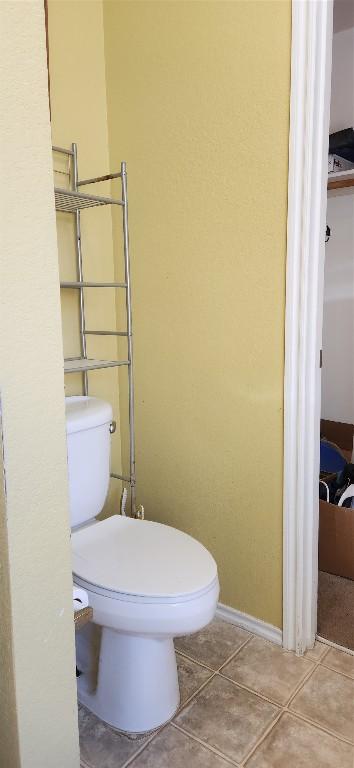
left=320, top=438, right=347, bottom=473
left=329, top=127, right=354, bottom=162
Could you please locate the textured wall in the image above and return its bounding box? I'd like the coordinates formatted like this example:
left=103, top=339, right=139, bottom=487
left=0, top=2, right=79, bottom=765
left=103, top=0, right=291, bottom=627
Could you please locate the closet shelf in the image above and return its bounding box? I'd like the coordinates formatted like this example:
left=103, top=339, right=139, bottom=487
left=55, top=187, right=123, bottom=212
left=60, top=281, right=127, bottom=289
left=64, top=358, right=130, bottom=374
left=328, top=168, right=354, bottom=191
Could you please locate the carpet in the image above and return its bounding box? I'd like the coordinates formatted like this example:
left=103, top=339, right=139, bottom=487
left=317, top=570, right=354, bottom=651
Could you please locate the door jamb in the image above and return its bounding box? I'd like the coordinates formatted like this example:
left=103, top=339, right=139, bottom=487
left=283, top=0, right=333, bottom=653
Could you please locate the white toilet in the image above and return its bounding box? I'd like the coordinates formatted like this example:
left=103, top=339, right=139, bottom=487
left=66, top=396, right=219, bottom=734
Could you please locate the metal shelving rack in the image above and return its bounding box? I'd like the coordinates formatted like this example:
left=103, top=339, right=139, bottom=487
left=53, top=143, right=136, bottom=517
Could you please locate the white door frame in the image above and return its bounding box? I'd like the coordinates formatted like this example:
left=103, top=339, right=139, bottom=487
left=283, top=0, right=333, bottom=653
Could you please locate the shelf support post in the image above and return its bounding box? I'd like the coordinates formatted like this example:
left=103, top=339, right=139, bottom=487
left=72, top=142, right=88, bottom=395
left=121, top=162, right=136, bottom=517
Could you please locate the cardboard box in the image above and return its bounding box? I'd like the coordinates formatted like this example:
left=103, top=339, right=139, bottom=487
left=319, top=420, right=354, bottom=580
left=320, top=419, right=354, bottom=462
left=319, top=499, right=354, bottom=580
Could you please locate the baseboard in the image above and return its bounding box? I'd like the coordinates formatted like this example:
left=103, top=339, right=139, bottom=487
left=316, top=634, right=354, bottom=656
left=216, top=602, right=283, bottom=646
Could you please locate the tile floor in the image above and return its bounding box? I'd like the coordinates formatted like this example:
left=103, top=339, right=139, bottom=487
left=79, top=618, right=354, bottom=768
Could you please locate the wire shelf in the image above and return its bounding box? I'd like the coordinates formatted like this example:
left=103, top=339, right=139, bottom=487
left=55, top=187, right=123, bottom=213
left=60, top=281, right=127, bottom=289
left=64, top=358, right=129, bottom=374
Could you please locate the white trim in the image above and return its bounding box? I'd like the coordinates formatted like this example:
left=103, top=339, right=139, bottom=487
left=316, top=635, right=354, bottom=657
left=216, top=603, right=282, bottom=646
left=283, top=1, right=333, bottom=652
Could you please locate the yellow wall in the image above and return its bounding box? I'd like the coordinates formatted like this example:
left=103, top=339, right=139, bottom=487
left=47, top=0, right=291, bottom=627
left=0, top=2, right=79, bottom=765
left=48, top=0, right=122, bottom=515
left=103, top=0, right=291, bottom=627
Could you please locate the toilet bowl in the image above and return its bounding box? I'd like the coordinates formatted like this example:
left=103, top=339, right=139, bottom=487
left=73, top=515, right=218, bottom=732
left=66, top=396, right=219, bottom=733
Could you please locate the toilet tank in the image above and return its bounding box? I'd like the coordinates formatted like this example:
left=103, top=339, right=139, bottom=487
left=65, top=396, right=113, bottom=528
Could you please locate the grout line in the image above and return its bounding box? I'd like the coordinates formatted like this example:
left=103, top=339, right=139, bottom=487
left=121, top=654, right=230, bottom=767
left=216, top=635, right=254, bottom=673
left=241, top=645, right=353, bottom=766
left=122, top=666, right=222, bottom=765
left=216, top=671, right=284, bottom=709
left=320, top=661, right=354, bottom=681
left=171, top=721, right=241, bottom=766
left=174, top=636, right=256, bottom=719
left=240, top=709, right=284, bottom=767
left=283, top=662, right=321, bottom=709
left=174, top=649, right=217, bottom=673
left=174, top=668, right=282, bottom=768
left=282, top=647, right=354, bottom=747
left=175, top=632, right=253, bottom=676
left=316, top=634, right=354, bottom=657
left=119, top=722, right=169, bottom=768
left=218, top=642, right=350, bottom=766
left=284, top=644, right=331, bottom=708
left=285, top=708, right=354, bottom=746
left=177, top=671, right=218, bottom=715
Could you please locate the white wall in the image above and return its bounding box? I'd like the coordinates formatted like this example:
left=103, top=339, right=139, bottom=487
left=322, top=194, right=354, bottom=422
left=322, top=24, right=354, bottom=424
left=329, top=25, right=354, bottom=134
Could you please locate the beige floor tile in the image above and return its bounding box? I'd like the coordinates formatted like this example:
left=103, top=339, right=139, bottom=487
left=322, top=647, right=354, bottom=679
left=304, top=640, right=328, bottom=661
left=176, top=653, right=213, bottom=704
left=290, top=666, right=354, bottom=741
left=221, top=636, right=314, bottom=705
left=174, top=618, right=250, bottom=669
left=245, top=712, right=354, bottom=768
left=174, top=674, right=279, bottom=764
left=129, top=725, right=231, bottom=767
left=78, top=704, right=149, bottom=768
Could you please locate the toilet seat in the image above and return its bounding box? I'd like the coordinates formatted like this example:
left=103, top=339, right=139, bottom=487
left=72, top=514, right=218, bottom=602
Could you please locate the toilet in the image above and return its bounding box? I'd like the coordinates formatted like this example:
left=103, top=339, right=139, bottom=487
left=66, top=396, right=219, bottom=734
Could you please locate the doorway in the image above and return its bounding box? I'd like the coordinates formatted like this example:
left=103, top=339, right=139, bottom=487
left=283, top=0, right=333, bottom=654
left=317, top=0, right=354, bottom=651
left=283, top=0, right=354, bottom=655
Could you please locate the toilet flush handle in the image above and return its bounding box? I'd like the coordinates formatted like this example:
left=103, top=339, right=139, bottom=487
left=109, top=421, right=116, bottom=434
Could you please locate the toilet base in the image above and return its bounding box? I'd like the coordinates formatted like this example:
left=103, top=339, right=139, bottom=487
left=78, top=627, right=180, bottom=733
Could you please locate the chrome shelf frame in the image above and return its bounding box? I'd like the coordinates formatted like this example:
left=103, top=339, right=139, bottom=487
left=53, top=143, right=136, bottom=516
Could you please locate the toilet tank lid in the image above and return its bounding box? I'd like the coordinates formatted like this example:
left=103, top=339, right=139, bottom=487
left=65, top=396, right=113, bottom=435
